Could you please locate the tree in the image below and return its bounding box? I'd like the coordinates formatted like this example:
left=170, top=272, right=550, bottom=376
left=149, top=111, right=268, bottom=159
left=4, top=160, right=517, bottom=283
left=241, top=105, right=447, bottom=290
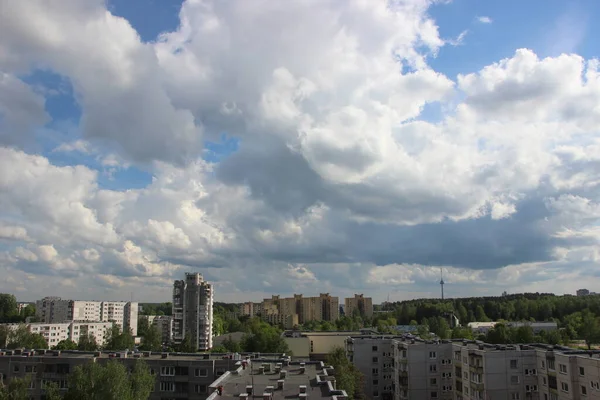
left=139, top=325, right=162, bottom=352
left=0, top=325, right=8, bottom=348
left=222, top=335, right=242, bottom=353
left=486, top=323, right=511, bottom=344
left=580, top=310, right=600, bottom=349
left=475, top=305, right=489, bottom=322
left=54, top=339, right=78, bottom=350
left=43, top=381, right=63, bottom=400
left=65, top=359, right=155, bottom=400
left=177, top=332, right=196, bottom=353
left=210, top=345, right=228, bottom=353
left=0, top=294, right=18, bottom=322
left=327, top=346, right=365, bottom=400
left=6, top=324, right=48, bottom=349
left=137, top=316, right=150, bottom=338
left=0, top=376, right=29, bottom=400
left=241, top=321, right=290, bottom=354
left=78, top=332, right=99, bottom=351
left=513, top=326, right=535, bottom=344
left=451, top=326, right=473, bottom=340
left=104, top=325, right=135, bottom=351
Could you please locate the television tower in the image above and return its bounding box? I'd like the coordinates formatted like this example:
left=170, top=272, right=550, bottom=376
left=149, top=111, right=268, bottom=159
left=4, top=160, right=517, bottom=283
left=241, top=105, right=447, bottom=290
left=440, top=268, right=445, bottom=300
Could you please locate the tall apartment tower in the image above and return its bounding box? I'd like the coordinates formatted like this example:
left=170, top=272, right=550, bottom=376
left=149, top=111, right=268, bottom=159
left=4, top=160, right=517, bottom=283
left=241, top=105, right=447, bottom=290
left=345, top=294, right=373, bottom=318
left=172, top=273, right=214, bottom=351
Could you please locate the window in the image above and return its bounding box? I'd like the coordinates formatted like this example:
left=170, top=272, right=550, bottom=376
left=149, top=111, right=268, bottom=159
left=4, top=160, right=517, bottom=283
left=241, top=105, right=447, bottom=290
left=372, top=357, right=379, bottom=363
left=195, top=368, right=207, bottom=377
left=526, top=385, right=538, bottom=392
left=580, top=367, right=585, bottom=376
left=541, top=360, right=545, bottom=369
left=561, top=382, right=569, bottom=392
left=402, top=350, right=407, bottom=358
left=13, top=365, right=19, bottom=373
left=525, top=368, right=537, bottom=375
left=511, top=393, right=520, bottom=400
left=510, top=360, right=518, bottom=369
left=429, top=364, right=437, bottom=373
left=372, top=368, right=379, bottom=375
left=372, top=346, right=378, bottom=352
left=160, top=382, right=175, bottom=392
left=429, top=351, right=437, bottom=359
left=29, top=380, right=35, bottom=389
left=25, top=365, right=36, bottom=373
left=559, top=364, right=567, bottom=374
left=442, top=385, right=452, bottom=392
left=373, top=390, right=379, bottom=397
left=581, top=385, right=587, bottom=395
left=510, top=376, right=519, bottom=384
left=431, top=392, right=438, bottom=398
left=373, top=380, right=379, bottom=385
left=160, top=366, right=175, bottom=376
left=430, top=378, right=437, bottom=385
left=543, top=377, right=547, bottom=385
left=548, top=359, right=555, bottom=370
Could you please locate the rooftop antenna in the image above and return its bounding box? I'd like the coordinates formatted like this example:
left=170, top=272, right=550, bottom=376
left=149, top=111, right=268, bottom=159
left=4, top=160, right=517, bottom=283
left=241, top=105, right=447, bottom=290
left=440, top=268, right=445, bottom=300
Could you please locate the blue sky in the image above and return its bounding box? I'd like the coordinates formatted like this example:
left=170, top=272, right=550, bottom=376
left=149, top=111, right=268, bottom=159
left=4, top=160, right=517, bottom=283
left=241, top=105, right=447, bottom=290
left=27, top=0, right=600, bottom=193
left=2, top=0, right=600, bottom=302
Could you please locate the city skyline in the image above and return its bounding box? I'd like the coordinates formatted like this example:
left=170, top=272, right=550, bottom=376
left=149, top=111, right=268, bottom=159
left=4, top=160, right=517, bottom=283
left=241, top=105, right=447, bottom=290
left=2, top=0, right=600, bottom=302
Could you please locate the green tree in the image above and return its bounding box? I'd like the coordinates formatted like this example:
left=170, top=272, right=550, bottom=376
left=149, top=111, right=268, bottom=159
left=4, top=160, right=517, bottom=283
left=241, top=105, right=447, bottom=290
left=0, top=375, right=29, bottom=400
left=451, top=326, right=473, bottom=340
left=54, top=339, right=78, bottom=350
left=475, top=305, right=489, bottom=322
left=210, top=345, right=228, bottom=353
left=137, top=316, right=150, bottom=338
left=213, top=314, right=225, bottom=337
left=104, top=325, right=135, bottom=351
left=513, top=326, right=535, bottom=343
left=327, top=346, right=365, bottom=400
left=78, top=332, right=99, bottom=351
left=177, top=332, right=196, bottom=353
left=6, top=324, right=48, bottom=349
left=486, top=323, right=511, bottom=344
left=0, top=293, right=18, bottom=322
left=43, top=381, right=63, bottom=400
left=65, top=359, right=155, bottom=400
left=139, top=325, right=162, bottom=352
left=222, top=335, right=242, bottom=353
left=0, top=325, right=8, bottom=348
left=580, top=309, right=600, bottom=349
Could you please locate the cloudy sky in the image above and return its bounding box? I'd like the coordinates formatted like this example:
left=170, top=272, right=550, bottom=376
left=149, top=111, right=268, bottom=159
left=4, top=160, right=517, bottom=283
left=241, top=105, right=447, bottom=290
left=1, top=0, right=600, bottom=304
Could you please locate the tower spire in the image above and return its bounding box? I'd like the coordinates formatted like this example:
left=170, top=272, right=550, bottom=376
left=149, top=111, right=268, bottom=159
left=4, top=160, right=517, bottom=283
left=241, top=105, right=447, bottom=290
left=440, top=268, right=445, bottom=300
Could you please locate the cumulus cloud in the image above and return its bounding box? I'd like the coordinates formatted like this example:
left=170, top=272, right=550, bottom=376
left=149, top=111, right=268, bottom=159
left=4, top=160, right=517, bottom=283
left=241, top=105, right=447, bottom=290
left=0, top=0, right=599, bottom=301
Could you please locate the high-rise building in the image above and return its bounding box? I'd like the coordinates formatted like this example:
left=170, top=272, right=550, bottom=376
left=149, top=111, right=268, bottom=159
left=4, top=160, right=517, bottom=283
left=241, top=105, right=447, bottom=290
left=344, top=294, right=373, bottom=319
left=34, top=297, right=138, bottom=336
left=172, top=273, right=214, bottom=351
left=249, top=294, right=339, bottom=328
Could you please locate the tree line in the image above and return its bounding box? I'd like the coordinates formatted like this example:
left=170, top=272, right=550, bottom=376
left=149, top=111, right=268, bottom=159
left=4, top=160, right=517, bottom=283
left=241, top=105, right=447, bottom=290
left=0, top=294, right=36, bottom=323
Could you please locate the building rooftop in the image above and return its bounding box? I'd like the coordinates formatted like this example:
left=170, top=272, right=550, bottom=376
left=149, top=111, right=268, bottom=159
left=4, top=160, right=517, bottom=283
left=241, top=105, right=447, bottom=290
left=211, top=360, right=347, bottom=399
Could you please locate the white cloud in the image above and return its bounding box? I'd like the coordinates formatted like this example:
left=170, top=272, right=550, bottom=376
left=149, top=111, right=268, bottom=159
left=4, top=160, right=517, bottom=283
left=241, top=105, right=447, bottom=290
left=0, top=1, right=599, bottom=301
left=476, top=16, right=493, bottom=24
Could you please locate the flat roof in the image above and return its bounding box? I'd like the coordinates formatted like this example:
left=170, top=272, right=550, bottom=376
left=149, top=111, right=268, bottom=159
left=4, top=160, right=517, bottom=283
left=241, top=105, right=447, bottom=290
left=218, top=362, right=332, bottom=399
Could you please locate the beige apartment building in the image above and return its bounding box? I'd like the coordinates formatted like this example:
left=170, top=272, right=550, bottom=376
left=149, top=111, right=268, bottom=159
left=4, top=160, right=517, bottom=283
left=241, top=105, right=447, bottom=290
left=35, top=297, right=138, bottom=336
left=345, top=294, right=373, bottom=319
left=240, top=294, right=339, bottom=329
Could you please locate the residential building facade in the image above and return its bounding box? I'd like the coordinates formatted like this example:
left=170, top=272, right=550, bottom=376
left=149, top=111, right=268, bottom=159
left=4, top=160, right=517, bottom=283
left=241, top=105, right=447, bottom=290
left=147, top=315, right=173, bottom=344
left=172, top=272, right=214, bottom=351
left=1, top=321, right=112, bottom=347
left=344, top=294, right=374, bottom=319
left=35, top=298, right=138, bottom=336
left=346, top=335, right=600, bottom=400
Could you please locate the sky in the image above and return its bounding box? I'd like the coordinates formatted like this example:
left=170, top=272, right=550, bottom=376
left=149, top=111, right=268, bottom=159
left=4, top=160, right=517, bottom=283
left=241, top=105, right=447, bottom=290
left=1, top=0, right=600, bottom=304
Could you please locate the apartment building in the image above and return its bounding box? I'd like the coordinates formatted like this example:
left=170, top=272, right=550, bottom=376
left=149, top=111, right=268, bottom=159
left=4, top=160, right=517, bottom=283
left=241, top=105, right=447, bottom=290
left=0, top=350, right=257, bottom=400
left=172, top=273, right=214, bottom=351
left=35, top=298, right=138, bottom=336
left=245, top=294, right=340, bottom=329
left=344, top=294, right=373, bottom=319
left=345, top=334, right=600, bottom=400
left=1, top=321, right=112, bottom=347
left=147, top=315, right=173, bottom=344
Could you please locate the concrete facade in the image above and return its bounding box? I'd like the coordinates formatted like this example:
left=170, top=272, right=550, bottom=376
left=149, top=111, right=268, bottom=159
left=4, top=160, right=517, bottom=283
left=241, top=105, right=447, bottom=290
left=1, top=322, right=113, bottom=348
left=346, top=335, right=600, bottom=400
left=172, top=273, right=214, bottom=351
left=34, top=298, right=138, bottom=336
left=344, top=294, right=373, bottom=319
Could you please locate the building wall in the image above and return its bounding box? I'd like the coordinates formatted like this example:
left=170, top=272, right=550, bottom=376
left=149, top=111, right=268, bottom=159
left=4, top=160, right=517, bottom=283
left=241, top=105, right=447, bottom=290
left=172, top=273, right=214, bottom=351
left=344, top=294, right=374, bottom=319
left=1, top=322, right=112, bottom=347
left=34, top=298, right=138, bottom=336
